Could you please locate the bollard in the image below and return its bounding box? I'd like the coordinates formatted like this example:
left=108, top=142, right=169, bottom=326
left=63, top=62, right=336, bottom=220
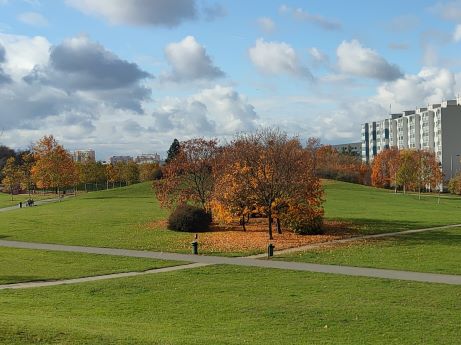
left=268, top=243, right=275, bottom=258
left=19, top=202, right=22, bottom=208
left=192, top=241, right=198, bottom=255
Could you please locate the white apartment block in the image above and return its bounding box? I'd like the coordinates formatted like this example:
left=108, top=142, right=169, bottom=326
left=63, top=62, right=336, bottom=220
left=362, top=98, right=461, bottom=179
left=72, top=149, right=96, bottom=163
left=135, top=153, right=160, bottom=164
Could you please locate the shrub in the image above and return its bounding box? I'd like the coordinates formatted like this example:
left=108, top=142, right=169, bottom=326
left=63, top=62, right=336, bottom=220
left=168, top=204, right=212, bottom=232
left=290, top=215, right=324, bottom=235
left=152, top=167, right=163, bottom=180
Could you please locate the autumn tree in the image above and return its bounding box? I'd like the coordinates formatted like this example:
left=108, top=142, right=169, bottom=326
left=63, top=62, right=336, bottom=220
left=371, top=147, right=400, bottom=189
left=19, top=151, right=35, bottom=195
left=1, top=157, right=22, bottom=200
left=153, top=138, right=218, bottom=212
left=139, top=163, right=162, bottom=182
left=77, top=161, right=106, bottom=191
left=31, top=135, right=78, bottom=195
left=214, top=129, right=324, bottom=240
left=120, top=161, right=140, bottom=185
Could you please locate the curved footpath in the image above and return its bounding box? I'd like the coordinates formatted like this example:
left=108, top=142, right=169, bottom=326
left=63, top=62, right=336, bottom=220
left=1, top=238, right=461, bottom=289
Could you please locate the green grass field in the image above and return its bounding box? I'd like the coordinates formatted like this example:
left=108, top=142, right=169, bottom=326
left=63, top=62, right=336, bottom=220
left=0, top=265, right=460, bottom=345
left=0, top=247, right=183, bottom=285
left=277, top=227, right=461, bottom=275
left=323, top=181, right=461, bottom=234
left=1, top=181, right=461, bottom=255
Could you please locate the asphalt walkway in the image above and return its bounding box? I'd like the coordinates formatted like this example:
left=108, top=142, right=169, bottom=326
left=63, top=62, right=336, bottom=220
left=1, top=240, right=461, bottom=287
left=0, top=196, right=73, bottom=213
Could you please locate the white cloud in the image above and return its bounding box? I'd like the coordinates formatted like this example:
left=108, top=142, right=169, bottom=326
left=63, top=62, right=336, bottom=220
left=249, top=38, right=312, bottom=78
left=17, top=12, right=48, bottom=27
left=373, top=67, right=458, bottom=110
left=454, top=24, right=461, bottom=41
left=279, top=4, right=341, bottom=31
left=65, top=0, right=197, bottom=27
left=162, top=35, right=224, bottom=82
left=152, top=85, right=258, bottom=136
left=308, top=47, right=329, bottom=67
left=0, top=33, right=50, bottom=80
left=257, top=17, right=275, bottom=33
left=337, top=40, right=403, bottom=81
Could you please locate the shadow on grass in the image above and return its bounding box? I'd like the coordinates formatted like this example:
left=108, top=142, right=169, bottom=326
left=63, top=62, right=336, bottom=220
left=325, top=217, right=455, bottom=235
left=383, top=230, right=461, bottom=247
left=0, top=276, right=41, bottom=285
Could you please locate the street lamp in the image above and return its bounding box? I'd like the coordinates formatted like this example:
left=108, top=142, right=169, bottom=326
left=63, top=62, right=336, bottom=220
left=451, top=154, right=461, bottom=179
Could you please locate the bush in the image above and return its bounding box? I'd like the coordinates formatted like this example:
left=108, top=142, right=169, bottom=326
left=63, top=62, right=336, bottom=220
left=152, top=168, right=163, bottom=180
left=168, top=204, right=212, bottom=232
left=291, top=215, right=324, bottom=235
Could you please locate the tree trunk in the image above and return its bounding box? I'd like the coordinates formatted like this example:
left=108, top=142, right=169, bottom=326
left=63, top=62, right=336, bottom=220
left=268, top=215, right=273, bottom=240
left=241, top=215, right=246, bottom=231
left=276, top=218, right=282, bottom=234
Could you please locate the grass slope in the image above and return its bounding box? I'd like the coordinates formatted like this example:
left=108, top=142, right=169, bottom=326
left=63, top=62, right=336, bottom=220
left=0, top=183, right=194, bottom=252
left=277, top=227, right=461, bottom=275
left=324, top=181, right=461, bottom=234
left=0, top=247, right=182, bottom=284
left=0, top=265, right=460, bottom=344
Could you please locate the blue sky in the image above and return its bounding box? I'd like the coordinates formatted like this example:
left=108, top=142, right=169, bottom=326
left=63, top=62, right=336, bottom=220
left=0, top=0, right=460, bottom=159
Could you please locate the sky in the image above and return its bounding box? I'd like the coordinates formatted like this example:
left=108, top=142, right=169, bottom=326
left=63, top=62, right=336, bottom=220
left=0, top=0, right=461, bottom=160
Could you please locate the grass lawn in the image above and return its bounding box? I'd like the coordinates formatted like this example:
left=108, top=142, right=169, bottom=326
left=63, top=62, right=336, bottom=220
left=0, top=183, right=196, bottom=252
left=276, top=227, right=461, bottom=275
left=0, top=247, right=183, bottom=285
left=1, top=181, right=461, bottom=255
left=0, top=265, right=460, bottom=344
left=0, top=193, right=55, bottom=209
left=324, top=180, right=461, bottom=234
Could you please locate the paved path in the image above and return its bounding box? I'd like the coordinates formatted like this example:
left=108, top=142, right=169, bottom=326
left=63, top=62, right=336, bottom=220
left=0, top=263, right=210, bottom=290
left=0, top=196, right=73, bottom=213
left=1, top=240, right=461, bottom=286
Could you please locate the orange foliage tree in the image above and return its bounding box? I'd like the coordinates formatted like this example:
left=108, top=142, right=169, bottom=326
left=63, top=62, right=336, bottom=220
left=371, top=147, right=400, bottom=189
left=31, top=135, right=78, bottom=194
left=212, top=129, right=324, bottom=239
left=153, top=138, right=218, bottom=212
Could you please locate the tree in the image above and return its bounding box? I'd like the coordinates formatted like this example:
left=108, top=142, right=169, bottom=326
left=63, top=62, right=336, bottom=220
left=19, top=151, right=35, bottom=195
left=154, top=138, right=218, bottom=212
left=1, top=157, right=22, bottom=200
left=0, top=145, right=16, bottom=180
left=31, top=135, right=78, bottom=195
left=139, top=163, right=161, bottom=182
left=165, top=139, right=180, bottom=164
left=214, top=129, right=323, bottom=240
left=371, top=147, right=400, bottom=189
left=396, top=149, right=418, bottom=193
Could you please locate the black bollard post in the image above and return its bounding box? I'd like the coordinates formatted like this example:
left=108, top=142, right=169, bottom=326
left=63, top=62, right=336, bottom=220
left=268, top=243, right=275, bottom=258
left=19, top=202, right=22, bottom=208
left=192, top=233, right=199, bottom=255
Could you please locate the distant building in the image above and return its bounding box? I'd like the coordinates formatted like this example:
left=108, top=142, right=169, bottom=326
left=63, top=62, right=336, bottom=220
left=110, top=156, right=133, bottom=164
left=135, top=153, right=160, bottom=164
left=332, top=142, right=361, bottom=156
left=73, top=149, right=96, bottom=163
left=361, top=98, right=461, bottom=179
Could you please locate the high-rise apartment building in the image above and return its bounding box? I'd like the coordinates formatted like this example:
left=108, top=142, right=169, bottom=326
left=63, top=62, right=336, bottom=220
left=73, top=149, right=96, bottom=163
left=135, top=153, right=160, bottom=164
left=362, top=98, right=461, bottom=179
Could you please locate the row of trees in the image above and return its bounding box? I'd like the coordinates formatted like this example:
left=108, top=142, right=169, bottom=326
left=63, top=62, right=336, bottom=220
left=370, top=147, right=443, bottom=194
left=154, top=129, right=324, bottom=239
left=1, top=135, right=161, bottom=199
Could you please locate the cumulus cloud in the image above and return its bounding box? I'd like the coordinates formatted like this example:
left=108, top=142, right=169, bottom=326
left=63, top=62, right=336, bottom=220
left=337, top=40, right=403, bottom=81
left=373, top=67, right=458, bottom=110
left=23, top=35, right=151, bottom=112
left=0, top=33, right=153, bottom=138
left=279, top=4, right=341, bottom=31
left=66, top=0, right=197, bottom=27
left=17, top=12, right=48, bottom=27
left=249, top=38, right=313, bottom=79
left=257, top=17, right=276, bottom=33
left=308, top=47, right=329, bottom=68
left=152, top=85, right=258, bottom=136
left=162, top=35, right=224, bottom=82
